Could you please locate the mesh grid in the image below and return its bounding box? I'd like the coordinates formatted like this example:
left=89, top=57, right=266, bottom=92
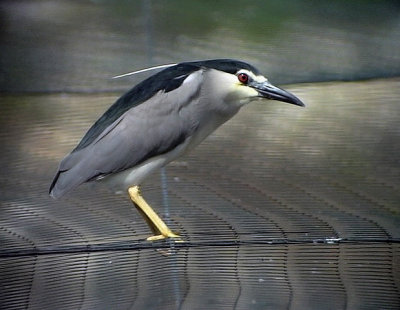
left=0, top=79, right=399, bottom=309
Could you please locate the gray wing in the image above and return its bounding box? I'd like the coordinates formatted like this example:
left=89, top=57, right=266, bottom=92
left=50, top=70, right=203, bottom=198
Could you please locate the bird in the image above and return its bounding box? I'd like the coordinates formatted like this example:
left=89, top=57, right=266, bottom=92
left=49, top=59, right=304, bottom=241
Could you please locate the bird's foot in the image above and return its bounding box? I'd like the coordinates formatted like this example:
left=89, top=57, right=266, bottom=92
left=146, top=232, right=184, bottom=242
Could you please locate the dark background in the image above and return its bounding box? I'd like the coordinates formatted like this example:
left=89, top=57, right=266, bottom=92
left=1, top=0, right=400, bottom=92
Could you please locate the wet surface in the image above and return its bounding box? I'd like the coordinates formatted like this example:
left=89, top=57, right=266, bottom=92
left=1, top=79, right=399, bottom=309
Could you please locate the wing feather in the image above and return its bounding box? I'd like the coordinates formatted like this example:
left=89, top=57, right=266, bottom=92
left=49, top=70, right=203, bottom=198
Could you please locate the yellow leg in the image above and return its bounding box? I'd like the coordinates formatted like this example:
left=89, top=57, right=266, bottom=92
left=128, top=186, right=181, bottom=241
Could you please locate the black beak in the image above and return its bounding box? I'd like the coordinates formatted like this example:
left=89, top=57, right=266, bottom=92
left=252, top=81, right=305, bottom=107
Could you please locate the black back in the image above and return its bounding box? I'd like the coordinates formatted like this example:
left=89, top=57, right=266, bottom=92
left=73, top=59, right=258, bottom=152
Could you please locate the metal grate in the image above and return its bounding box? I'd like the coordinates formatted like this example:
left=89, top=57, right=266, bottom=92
left=1, top=79, right=399, bottom=309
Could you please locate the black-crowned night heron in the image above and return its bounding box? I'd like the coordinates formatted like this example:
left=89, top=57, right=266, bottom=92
left=49, top=59, right=304, bottom=241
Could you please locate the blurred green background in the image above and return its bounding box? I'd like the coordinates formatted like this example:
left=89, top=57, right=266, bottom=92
left=1, top=0, right=400, bottom=92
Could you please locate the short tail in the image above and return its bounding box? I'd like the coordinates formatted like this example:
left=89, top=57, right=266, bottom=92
left=49, top=168, right=87, bottom=199
left=49, top=170, right=62, bottom=198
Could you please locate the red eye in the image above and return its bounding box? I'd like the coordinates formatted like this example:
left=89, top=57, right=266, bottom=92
left=238, top=73, right=249, bottom=84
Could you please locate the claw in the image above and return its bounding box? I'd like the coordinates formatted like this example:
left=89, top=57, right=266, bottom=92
left=146, top=232, right=184, bottom=243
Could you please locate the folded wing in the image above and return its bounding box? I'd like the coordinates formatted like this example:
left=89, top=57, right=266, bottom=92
left=49, top=69, right=203, bottom=198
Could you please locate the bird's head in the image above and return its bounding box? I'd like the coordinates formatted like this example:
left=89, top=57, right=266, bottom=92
left=191, top=59, right=305, bottom=108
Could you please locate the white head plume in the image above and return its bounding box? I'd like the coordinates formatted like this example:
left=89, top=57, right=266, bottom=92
left=112, top=63, right=177, bottom=79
